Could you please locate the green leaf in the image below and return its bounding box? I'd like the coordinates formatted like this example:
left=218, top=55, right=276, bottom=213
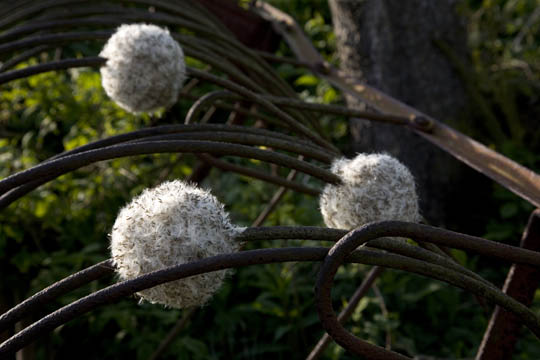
left=294, top=74, right=319, bottom=86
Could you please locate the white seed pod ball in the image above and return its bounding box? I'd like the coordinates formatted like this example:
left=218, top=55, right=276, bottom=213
left=110, top=180, right=244, bottom=308
left=319, top=153, right=420, bottom=230
left=99, top=23, right=186, bottom=113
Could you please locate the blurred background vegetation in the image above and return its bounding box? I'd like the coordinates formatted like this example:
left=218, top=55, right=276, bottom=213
left=0, top=0, right=539, bottom=359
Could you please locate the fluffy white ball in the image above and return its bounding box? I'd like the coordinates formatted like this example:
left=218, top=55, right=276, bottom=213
left=100, top=23, right=186, bottom=113
left=320, top=153, right=420, bottom=230
left=110, top=180, right=243, bottom=308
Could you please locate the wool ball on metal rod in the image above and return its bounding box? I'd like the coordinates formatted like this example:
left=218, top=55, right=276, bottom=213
left=320, top=153, right=420, bottom=230
left=100, top=23, right=186, bottom=113
left=110, top=180, right=244, bottom=309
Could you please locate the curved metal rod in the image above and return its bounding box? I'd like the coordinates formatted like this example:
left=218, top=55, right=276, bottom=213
left=2, top=240, right=538, bottom=357
left=47, top=124, right=330, bottom=162
left=0, top=0, right=207, bottom=31
left=0, top=0, right=34, bottom=19
left=124, top=133, right=332, bottom=163
left=0, top=138, right=332, bottom=203
left=0, top=52, right=334, bottom=153
left=315, top=221, right=540, bottom=360
left=0, top=125, right=330, bottom=209
left=0, top=0, right=244, bottom=65
left=0, top=45, right=50, bottom=72
left=244, top=226, right=492, bottom=287
left=0, top=260, right=114, bottom=334
left=0, top=55, right=414, bottom=154
left=0, top=227, right=343, bottom=333
left=0, top=2, right=127, bottom=26
left=180, top=40, right=266, bottom=94
left=0, top=0, right=317, bottom=130
left=182, top=52, right=330, bottom=147
left=0, top=30, right=250, bottom=95
left=0, top=140, right=340, bottom=196
left=185, top=90, right=238, bottom=125
left=0, top=247, right=329, bottom=356
left=19, top=5, right=284, bottom=95
left=368, top=237, right=493, bottom=287
left=0, top=24, right=312, bottom=129
left=0, top=9, right=336, bottom=156
left=0, top=2, right=284, bottom=100
left=0, top=224, right=503, bottom=337
left=307, top=266, right=385, bottom=360
left=0, top=18, right=123, bottom=43
left=0, top=31, right=111, bottom=56
left=186, top=67, right=339, bottom=153
left=187, top=90, right=430, bottom=132
left=195, top=154, right=320, bottom=196
left=0, top=57, right=106, bottom=85
left=242, top=224, right=540, bottom=268
left=254, top=50, right=313, bottom=68
left=0, top=6, right=213, bottom=41
left=182, top=88, right=321, bottom=149
left=33, top=3, right=135, bottom=21
left=177, top=37, right=319, bottom=134
left=262, top=95, right=432, bottom=131
left=0, top=0, right=91, bottom=29
left=182, top=93, right=326, bottom=136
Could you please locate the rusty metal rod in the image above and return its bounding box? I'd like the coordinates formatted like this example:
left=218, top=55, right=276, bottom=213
left=476, top=209, right=540, bottom=360
left=2, top=239, right=536, bottom=357
left=0, top=260, right=114, bottom=334
left=196, top=154, right=320, bottom=196
left=315, top=221, right=540, bottom=360
left=306, top=266, right=385, bottom=360
left=0, top=140, right=340, bottom=196
left=0, top=56, right=105, bottom=84
left=0, top=223, right=514, bottom=339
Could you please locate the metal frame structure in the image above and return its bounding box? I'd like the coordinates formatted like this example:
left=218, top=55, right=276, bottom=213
left=0, top=1, right=539, bottom=359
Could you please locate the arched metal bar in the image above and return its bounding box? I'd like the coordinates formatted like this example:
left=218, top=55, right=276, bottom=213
left=2, top=58, right=336, bottom=152
left=194, top=154, right=320, bottom=196
left=123, top=133, right=333, bottom=163
left=0, top=124, right=332, bottom=209
left=0, top=31, right=111, bottom=56
left=315, top=221, right=540, bottom=359
left=0, top=227, right=342, bottom=335
left=0, top=56, right=105, bottom=84
left=185, top=90, right=238, bottom=125
left=23, top=6, right=301, bottom=107
left=307, top=266, right=385, bottom=360
left=0, top=260, right=114, bottom=334
left=2, top=241, right=537, bottom=357
left=0, top=140, right=340, bottom=196
left=0, top=45, right=49, bottom=72
left=0, top=224, right=509, bottom=338
left=46, top=124, right=329, bottom=162
left=186, top=67, right=339, bottom=153
left=262, top=95, right=432, bottom=131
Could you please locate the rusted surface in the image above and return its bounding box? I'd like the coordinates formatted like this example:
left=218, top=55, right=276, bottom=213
left=307, top=266, right=385, bottom=360
left=0, top=260, right=114, bottom=334
left=314, top=222, right=540, bottom=360
left=251, top=1, right=324, bottom=67
left=2, top=223, right=540, bottom=357
left=476, top=209, right=540, bottom=360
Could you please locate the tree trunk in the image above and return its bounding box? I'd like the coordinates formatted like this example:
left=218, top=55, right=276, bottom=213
left=329, top=0, right=484, bottom=229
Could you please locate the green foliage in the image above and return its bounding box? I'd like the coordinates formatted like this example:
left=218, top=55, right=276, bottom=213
left=457, top=0, right=539, bottom=244
left=0, top=0, right=539, bottom=359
